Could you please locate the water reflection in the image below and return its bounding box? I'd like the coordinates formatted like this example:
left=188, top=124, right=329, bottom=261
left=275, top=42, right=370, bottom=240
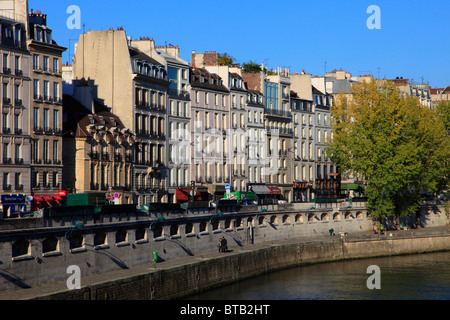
left=187, top=252, right=450, bottom=300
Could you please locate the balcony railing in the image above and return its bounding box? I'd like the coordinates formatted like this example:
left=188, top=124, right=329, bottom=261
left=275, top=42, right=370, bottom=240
left=168, top=89, right=190, bottom=100
left=265, top=108, right=292, bottom=118
left=14, top=99, right=22, bottom=107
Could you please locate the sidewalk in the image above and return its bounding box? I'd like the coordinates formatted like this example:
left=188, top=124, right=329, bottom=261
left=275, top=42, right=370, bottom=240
left=0, top=226, right=448, bottom=300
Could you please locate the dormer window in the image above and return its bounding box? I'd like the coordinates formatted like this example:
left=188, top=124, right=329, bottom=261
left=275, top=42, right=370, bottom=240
left=35, top=28, right=41, bottom=41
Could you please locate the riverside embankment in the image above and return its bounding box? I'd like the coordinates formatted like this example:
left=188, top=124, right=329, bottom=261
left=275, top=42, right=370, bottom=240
left=1, top=226, right=449, bottom=300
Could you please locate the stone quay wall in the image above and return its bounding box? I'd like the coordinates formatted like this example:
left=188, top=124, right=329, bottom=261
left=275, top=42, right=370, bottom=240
left=38, top=227, right=450, bottom=300
left=0, top=201, right=447, bottom=292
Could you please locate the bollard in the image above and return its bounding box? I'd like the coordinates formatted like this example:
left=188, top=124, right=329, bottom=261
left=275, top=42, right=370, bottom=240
left=152, top=252, right=159, bottom=264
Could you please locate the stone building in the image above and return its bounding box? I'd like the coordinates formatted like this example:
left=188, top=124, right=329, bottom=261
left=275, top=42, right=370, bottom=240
left=0, top=4, right=32, bottom=216
left=27, top=10, right=66, bottom=210
left=62, top=81, right=134, bottom=204
left=290, top=72, right=315, bottom=202
left=72, top=30, right=170, bottom=205
left=264, top=67, right=293, bottom=202
left=204, top=65, right=249, bottom=193
left=190, top=67, right=230, bottom=200
left=155, top=44, right=191, bottom=203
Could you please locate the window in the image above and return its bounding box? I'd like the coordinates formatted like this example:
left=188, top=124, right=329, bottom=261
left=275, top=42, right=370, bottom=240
left=53, top=171, right=58, bottom=188
left=33, top=80, right=39, bottom=98
left=2, top=113, right=8, bottom=130
left=43, top=56, right=48, bottom=71
left=33, top=108, right=39, bottom=129
left=15, top=56, right=20, bottom=72
left=43, top=109, right=49, bottom=130
left=53, top=82, right=59, bottom=100
left=43, top=81, right=49, bottom=100
left=3, top=172, right=9, bottom=188
left=3, top=83, right=8, bottom=99
left=3, top=143, right=9, bottom=159
left=53, top=110, right=59, bottom=129
left=14, top=114, right=20, bottom=132
left=3, top=54, right=8, bottom=69
left=43, top=171, right=49, bottom=187
left=33, top=54, right=39, bottom=70
left=53, top=140, right=58, bottom=162
left=43, top=139, right=49, bottom=162
left=15, top=172, right=21, bottom=188
left=15, top=143, right=21, bottom=160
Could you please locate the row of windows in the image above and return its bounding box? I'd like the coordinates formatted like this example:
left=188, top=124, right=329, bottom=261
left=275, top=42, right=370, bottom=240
left=194, top=91, right=228, bottom=107
left=31, top=139, right=60, bottom=164
left=90, top=163, right=132, bottom=189
left=2, top=53, right=23, bottom=74
left=31, top=170, right=60, bottom=189
left=33, top=79, right=60, bottom=101
left=32, top=108, right=60, bottom=131
left=33, top=54, right=59, bottom=74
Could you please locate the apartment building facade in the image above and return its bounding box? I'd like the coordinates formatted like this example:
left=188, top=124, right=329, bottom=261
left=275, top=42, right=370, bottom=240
left=155, top=44, right=191, bottom=203
left=27, top=10, right=66, bottom=210
left=190, top=67, right=230, bottom=200
left=264, top=68, right=294, bottom=202
left=0, top=9, right=31, bottom=216
left=290, top=73, right=315, bottom=202
left=204, top=66, right=249, bottom=193
left=62, top=83, right=134, bottom=205
left=72, top=30, right=170, bottom=205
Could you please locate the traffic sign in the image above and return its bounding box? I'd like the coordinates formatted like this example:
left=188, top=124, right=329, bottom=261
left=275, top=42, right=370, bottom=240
left=225, top=184, right=231, bottom=190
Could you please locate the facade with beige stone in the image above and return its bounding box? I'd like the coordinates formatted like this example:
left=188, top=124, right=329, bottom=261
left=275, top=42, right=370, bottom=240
left=28, top=10, right=66, bottom=210
left=72, top=30, right=170, bottom=205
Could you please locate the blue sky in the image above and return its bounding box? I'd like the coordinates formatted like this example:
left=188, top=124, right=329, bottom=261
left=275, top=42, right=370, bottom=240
left=29, top=0, right=450, bottom=88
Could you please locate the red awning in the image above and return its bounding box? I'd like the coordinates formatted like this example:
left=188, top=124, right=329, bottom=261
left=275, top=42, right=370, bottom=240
left=33, top=195, right=44, bottom=202
left=53, top=195, right=63, bottom=201
left=42, top=195, right=54, bottom=202
left=176, top=189, right=201, bottom=201
left=269, top=187, right=282, bottom=195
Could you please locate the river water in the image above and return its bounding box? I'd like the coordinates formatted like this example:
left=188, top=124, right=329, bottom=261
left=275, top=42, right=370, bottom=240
left=187, top=251, right=450, bottom=300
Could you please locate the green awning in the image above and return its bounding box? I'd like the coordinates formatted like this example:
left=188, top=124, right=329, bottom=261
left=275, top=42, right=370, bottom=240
left=226, top=192, right=258, bottom=201
left=341, top=183, right=363, bottom=190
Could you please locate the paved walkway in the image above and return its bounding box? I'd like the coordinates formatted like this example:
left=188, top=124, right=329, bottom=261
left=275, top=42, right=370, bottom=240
left=0, top=226, right=449, bottom=300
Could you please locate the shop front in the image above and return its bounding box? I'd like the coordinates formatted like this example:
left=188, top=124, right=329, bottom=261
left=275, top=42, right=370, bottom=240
left=1, top=194, right=27, bottom=218
left=293, top=181, right=312, bottom=203
left=175, top=188, right=203, bottom=203
left=32, top=192, right=66, bottom=211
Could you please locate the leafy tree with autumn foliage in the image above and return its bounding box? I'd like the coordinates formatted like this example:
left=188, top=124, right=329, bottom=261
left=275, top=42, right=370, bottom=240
left=326, top=78, right=450, bottom=221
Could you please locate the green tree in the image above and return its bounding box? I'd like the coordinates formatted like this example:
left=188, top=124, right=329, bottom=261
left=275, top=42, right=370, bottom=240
left=326, top=78, right=449, bottom=221
left=217, top=53, right=236, bottom=66
left=242, top=61, right=262, bottom=73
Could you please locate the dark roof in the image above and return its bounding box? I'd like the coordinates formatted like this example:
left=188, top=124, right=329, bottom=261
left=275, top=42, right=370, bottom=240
left=129, top=46, right=162, bottom=66
left=190, top=68, right=230, bottom=93
left=63, top=95, right=134, bottom=145
left=230, top=72, right=242, bottom=79
left=247, top=89, right=263, bottom=96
